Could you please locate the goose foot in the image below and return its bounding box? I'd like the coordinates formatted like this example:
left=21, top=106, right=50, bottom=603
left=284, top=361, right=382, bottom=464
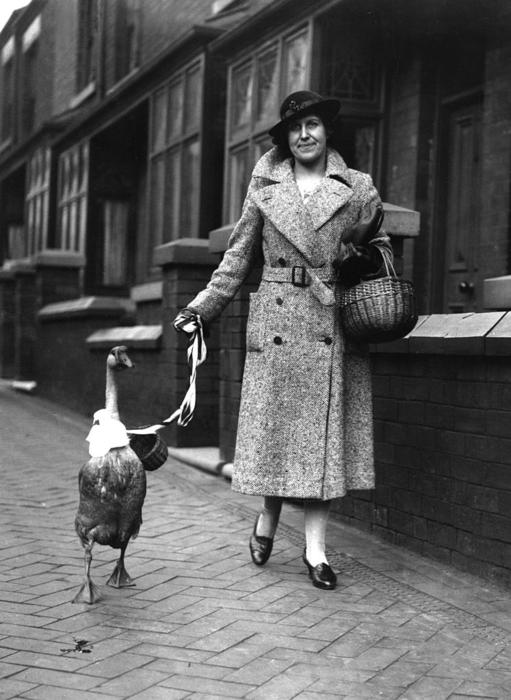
left=107, top=561, right=135, bottom=588
left=72, top=578, right=101, bottom=604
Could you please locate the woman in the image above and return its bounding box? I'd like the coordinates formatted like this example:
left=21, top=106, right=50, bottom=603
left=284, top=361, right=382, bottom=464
left=174, top=90, right=392, bottom=590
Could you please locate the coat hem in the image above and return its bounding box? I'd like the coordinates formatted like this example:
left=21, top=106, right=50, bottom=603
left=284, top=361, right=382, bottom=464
left=231, top=482, right=375, bottom=501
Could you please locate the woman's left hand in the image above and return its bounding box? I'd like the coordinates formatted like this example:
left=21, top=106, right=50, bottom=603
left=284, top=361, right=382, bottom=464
left=173, top=308, right=200, bottom=335
left=335, top=246, right=382, bottom=287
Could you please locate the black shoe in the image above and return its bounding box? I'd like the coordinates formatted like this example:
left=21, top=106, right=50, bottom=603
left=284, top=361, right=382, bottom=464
left=302, top=550, right=337, bottom=590
left=249, top=515, right=274, bottom=566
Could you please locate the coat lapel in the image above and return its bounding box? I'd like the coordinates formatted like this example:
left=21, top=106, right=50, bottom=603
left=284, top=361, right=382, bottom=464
left=306, top=177, right=353, bottom=231
left=254, top=180, right=319, bottom=264
left=251, top=147, right=355, bottom=265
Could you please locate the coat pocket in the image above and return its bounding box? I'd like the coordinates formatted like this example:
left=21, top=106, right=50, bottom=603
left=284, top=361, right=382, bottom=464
left=246, top=292, right=265, bottom=352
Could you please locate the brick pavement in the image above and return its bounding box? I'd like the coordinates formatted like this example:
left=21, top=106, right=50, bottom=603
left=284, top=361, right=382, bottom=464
left=3, top=384, right=511, bottom=698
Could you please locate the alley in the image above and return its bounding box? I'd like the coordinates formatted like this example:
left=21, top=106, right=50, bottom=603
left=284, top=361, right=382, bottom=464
left=2, top=384, right=511, bottom=699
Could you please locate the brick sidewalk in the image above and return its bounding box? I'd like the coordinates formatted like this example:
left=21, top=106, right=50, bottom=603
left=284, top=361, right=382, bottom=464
left=3, top=384, right=511, bottom=699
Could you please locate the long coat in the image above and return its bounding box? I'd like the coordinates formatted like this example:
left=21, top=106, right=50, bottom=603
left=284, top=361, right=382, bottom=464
left=188, top=147, right=392, bottom=500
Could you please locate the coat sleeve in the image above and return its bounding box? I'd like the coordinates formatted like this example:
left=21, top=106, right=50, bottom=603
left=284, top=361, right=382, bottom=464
left=186, top=178, right=264, bottom=323
left=356, top=174, right=394, bottom=279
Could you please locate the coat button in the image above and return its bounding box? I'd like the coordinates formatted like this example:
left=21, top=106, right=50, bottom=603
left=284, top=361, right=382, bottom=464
left=276, top=297, right=283, bottom=305
left=323, top=337, right=333, bottom=345
left=278, top=257, right=286, bottom=267
left=273, top=336, right=283, bottom=345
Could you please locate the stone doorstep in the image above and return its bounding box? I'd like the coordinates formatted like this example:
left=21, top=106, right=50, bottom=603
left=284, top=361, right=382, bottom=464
left=168, top=445, right=233, bottom=480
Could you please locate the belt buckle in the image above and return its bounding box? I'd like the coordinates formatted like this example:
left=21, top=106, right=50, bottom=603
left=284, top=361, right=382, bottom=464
left=292, top=266, right=308, bottom=287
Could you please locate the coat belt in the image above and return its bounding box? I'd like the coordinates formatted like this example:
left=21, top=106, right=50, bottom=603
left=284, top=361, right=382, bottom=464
left=262, top=265, right=337, bottom=306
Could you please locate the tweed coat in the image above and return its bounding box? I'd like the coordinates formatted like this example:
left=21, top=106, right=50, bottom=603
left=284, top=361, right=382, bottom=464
left=188, top=146, right=392, bottom=500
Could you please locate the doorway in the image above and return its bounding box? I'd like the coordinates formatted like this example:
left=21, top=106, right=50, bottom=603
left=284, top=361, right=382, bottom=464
left=437, top=97, right=483, bottom=312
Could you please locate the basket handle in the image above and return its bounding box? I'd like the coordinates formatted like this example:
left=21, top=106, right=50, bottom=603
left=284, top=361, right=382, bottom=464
left=378, top=245, right=397, bottom=278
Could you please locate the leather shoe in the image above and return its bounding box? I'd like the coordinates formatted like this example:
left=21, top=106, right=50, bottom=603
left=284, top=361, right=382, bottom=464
left=249, top=515, right=273, bottom=566
left=303, top=550, right=337, bottom=590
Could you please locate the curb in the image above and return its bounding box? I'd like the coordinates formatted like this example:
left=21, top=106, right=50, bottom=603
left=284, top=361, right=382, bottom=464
left=168, top=446, right=232, bottom=480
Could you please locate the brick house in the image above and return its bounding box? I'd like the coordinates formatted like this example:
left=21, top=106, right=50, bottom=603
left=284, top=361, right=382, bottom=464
left=2, top=0, right=511, bottom=584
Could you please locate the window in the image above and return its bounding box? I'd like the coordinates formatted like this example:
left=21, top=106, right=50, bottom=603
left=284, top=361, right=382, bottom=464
left=114, top=0, right=140, bottom=83
left=148, top=59, right=203, bottom=247
left=22, top=16, right=40, bottom=136
left=225, top=25, right=311, bottom=222
left=1, top=38, right=15, bottom=143
left=77, top=0, right=98, bottom=92
left=26, top=147, right=51, bottom=255
left=320, top=12, right=384, bottom=179
left=56, top=143, right=89, bottom=252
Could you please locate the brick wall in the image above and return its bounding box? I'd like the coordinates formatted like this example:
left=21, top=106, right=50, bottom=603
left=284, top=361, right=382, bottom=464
left=159, top=248, right=220, bottom=448
left=50, top=0, right=78, bottom=114
left=34, top=242, right=221, bottom=450
left=386, top=51, right=421, bottom=211
left=218, top=268, right=261, bottom=463
left=13, top=268, right=37, bottom=380
left=0, top=272, right=16, bottom=378
left=332, top=337, right=511, bottom=588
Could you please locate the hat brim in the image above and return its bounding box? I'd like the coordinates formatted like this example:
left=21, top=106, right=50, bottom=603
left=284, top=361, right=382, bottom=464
left=268, top=98, right=341, bottom=139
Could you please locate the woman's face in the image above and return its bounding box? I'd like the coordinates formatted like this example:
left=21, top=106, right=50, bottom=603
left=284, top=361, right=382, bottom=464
left=287, top=113, right=328, bottom=166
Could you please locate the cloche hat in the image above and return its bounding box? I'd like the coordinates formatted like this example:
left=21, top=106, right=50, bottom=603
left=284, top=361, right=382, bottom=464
left=268, top=90, right=341, bottom=140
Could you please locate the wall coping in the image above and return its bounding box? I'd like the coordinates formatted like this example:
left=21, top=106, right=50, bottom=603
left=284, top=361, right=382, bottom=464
left=32, top=250, right=85, bottom=268
left=130, top=281, right=163, bottom=303
left=2, top=250, right=85, bottom=273
left=86, top=324, right=162, bottom=349
left=1, top=259, right=35, bottom=275
left=483, top=275, right=511, bottom=310
left=38, top=296, right=135, bottom=321
left=1, top=258, right=33, bottom=271
left=370, top=311, right=511, bottom=355
left=153, top=238, right=219, bottom=267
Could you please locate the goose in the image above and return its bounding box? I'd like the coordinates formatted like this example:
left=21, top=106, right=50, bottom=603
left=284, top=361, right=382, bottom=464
left=73, top=346, right=146, bottom=604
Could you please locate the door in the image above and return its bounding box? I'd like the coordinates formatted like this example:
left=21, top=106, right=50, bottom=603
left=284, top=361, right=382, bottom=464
left=442, top=100, right=482, bottom=312
left=102, top=199, right=130, bottom=288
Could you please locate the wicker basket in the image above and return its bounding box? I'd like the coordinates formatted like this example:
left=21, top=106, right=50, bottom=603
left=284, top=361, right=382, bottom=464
left=129, top=432, right=168, bottom=471
left=339, top=249, right=418, bottom=344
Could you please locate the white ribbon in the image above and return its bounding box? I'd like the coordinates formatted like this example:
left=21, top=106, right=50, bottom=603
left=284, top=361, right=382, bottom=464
left=128, top=316, right=207, bottom=435
left=86, top=409, right=130, bottom=457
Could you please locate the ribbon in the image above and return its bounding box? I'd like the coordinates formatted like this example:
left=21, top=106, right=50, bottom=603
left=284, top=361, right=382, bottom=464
left=128, top=316, right=207, bottom=435
left=86, top=409, right=130, bottom=457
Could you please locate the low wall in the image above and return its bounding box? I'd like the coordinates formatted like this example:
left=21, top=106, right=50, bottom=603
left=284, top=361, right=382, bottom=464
left=334, top=312, right=511, bottom=586
left=33, top=240, right=221, bottom=448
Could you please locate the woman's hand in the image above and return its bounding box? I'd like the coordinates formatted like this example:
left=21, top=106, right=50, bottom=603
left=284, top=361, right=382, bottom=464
left=173, top=308, right=200, bottom=335
left=335, top=247, right=383, bottom=288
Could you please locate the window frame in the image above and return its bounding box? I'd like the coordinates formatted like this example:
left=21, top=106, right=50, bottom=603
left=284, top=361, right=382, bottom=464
left=76, top=0, right=99, bottom=94
left=317, top=10, right=386, bottom=186
left=147, top=55, right=204, bottom=254
left=55, top=142, right=90, bottom=253
left=25, top=146, right=51, bottom=256
left=223, top=21, right=313, bottom=223
left=113, top=0, right=141, bottom=85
